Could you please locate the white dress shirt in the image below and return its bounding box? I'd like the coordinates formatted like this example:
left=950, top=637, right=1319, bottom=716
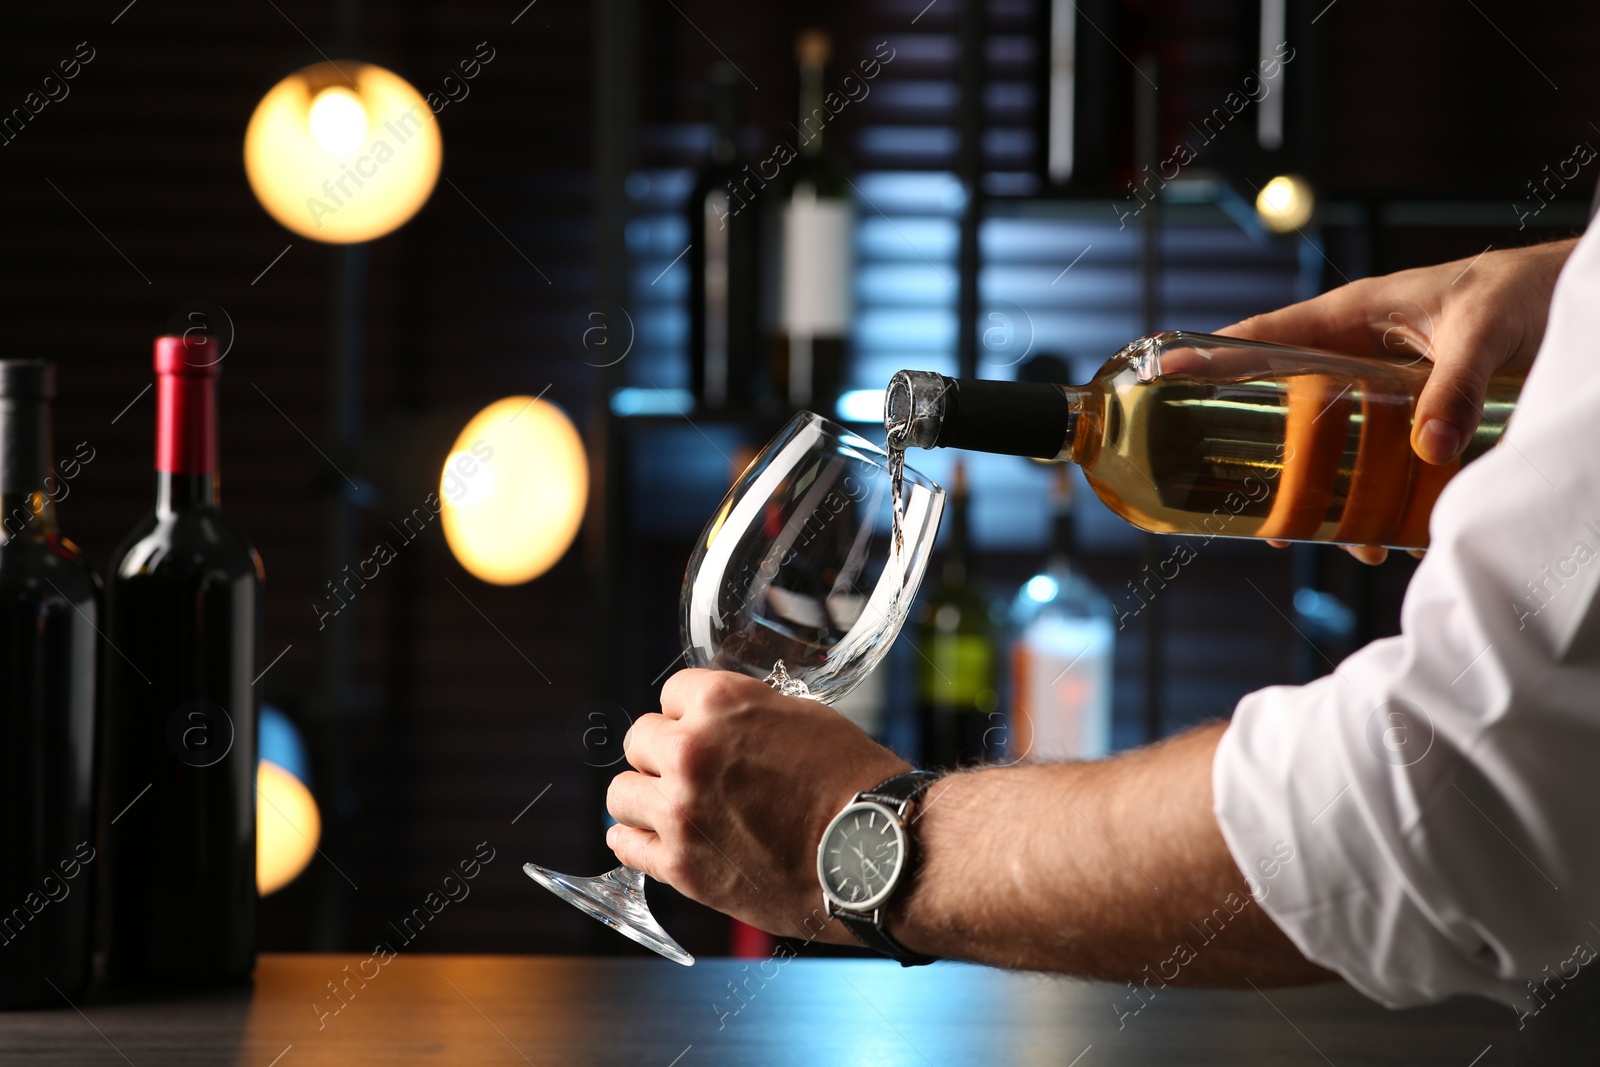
left=1213, top=228, right=1600, bottom=1014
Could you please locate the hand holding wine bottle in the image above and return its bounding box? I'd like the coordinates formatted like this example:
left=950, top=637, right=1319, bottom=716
left=1218, top=239, right=1575, bottom=563
left=1221, top=240, right=1572, bottom=463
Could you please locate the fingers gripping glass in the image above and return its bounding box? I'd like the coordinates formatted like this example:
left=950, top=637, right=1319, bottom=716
left=524, top=413, right=945, bottom=965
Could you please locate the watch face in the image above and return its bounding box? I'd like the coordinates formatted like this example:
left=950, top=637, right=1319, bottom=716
left=818, top=801, right=906, bottom=912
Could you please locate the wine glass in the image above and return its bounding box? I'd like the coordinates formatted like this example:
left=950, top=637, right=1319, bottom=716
left=524, top=412, right=945, bottom=965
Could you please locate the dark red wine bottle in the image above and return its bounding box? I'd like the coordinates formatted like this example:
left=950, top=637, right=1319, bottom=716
left=103, top=334, right=262, bottom=985
left=0, top=361, right=100, bottom=1007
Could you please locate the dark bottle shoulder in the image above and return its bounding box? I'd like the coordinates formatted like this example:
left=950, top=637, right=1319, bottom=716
left=110, top=508, right=264, bottom=584
left=916, top=579, right=993, bottom=626
left=691, top=161, right=747, bottom=195
left=0, top=530, right=102, bottom=604
left=690, top=165, right=762, bottom=224
left=783, top=153, right=849, bottom=197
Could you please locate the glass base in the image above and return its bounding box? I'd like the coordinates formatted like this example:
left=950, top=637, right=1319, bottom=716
left=523, top=862, right=695, bottom=967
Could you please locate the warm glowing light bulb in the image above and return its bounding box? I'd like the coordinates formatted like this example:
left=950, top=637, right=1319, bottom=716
left=440, top=396, right=589, bottom=586
left=1255, top=174, right=1315, bottom=234
left=244, top=61, right=442, bottom=243
left=308, top=86, right=368, bottom=155
left=443, top=450, right=497, bottom=506
left=257, top=759, right=321, bottom=895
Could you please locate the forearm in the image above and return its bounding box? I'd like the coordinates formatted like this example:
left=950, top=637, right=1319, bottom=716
left=612, top=672, right=1336, bottom=986
left=890, top=722, right=1333, bottom=986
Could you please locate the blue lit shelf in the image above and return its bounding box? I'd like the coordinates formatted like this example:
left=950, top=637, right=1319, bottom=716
left=606, top=386, right=885, bottom=430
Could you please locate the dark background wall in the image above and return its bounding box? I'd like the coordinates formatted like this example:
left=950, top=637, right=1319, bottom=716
left=0, top=0, right=1593, bottom=962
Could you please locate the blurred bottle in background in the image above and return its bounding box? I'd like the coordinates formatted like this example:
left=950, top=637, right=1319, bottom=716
left=0, top=361, right=100, bottom=1008
left=771, top=29, right=853, bottom=412
left=1037, top=0, right=1127, bottom=193
left=103, top=334, right=262, bottom=986
left=1008, top=465, right=1115, bottom=762
left=916, top=461, right=998, bottom=768
left=687, top=63, right=761, bottom=411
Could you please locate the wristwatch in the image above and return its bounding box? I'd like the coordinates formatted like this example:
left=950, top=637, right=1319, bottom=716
left=816, top=769, right=941, bottom=967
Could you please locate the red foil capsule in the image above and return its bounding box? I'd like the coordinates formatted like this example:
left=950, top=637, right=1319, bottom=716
left=153, top=334, right=220, bottom=475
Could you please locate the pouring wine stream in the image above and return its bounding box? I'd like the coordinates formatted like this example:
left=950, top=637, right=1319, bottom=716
left=887, top=419, right=909, bottom=559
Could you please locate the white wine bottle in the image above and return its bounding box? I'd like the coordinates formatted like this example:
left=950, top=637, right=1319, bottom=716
left=1009, top=466, right=1115, bottom=763
left=887, top=331, right=1522, bottom=550
left=773, top=29, right=852, bottom=410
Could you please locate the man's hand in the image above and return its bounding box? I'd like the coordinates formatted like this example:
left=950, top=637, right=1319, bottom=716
left=1220, top=238, right=1576, bottom=564
left=607, top=669, right=911, bottom=943
left=609, top=674, right=1324, bottom=984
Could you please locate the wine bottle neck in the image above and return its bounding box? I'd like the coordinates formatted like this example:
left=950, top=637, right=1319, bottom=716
left=0, top=389, right=56, bottom=540
left=157, top=471, right=217, bottom=512
left=0, top=492, right=53, bottom=541
left=797, top=61, right=825, bottom=157
left=153, top=367, right=216, bottom=483
left=712, top=127, right=738, bottom=167
left=944, top=487, right=972, bottom=583
left=885, top=371, right=1090, bottom=463
left=710, top=81, right=740, bottom=166
left=1048, top=501, right=1078, bottom=564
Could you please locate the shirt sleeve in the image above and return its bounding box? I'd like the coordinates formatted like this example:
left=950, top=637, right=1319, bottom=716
left=1213, top=230, right=1600, bottom=1011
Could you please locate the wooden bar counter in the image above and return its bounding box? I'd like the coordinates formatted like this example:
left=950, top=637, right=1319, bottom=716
left=1, top=954, right=1516, bottom=1065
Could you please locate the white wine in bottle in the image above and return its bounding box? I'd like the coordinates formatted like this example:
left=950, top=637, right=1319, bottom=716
left=887, top=331, right=1522, bottom=551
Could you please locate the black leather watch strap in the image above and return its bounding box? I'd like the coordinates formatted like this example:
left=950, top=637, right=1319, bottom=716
left=861, top=769, right=942, bottom=808
left=838, top=911, right=937, bottom=967
left=836, top=770, right=942, bottom=967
